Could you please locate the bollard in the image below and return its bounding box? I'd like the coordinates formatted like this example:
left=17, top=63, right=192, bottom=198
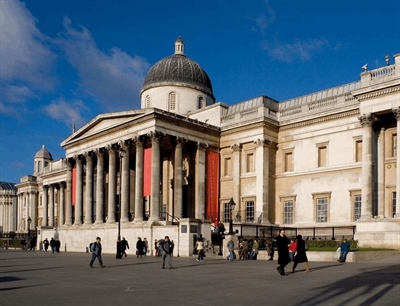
left=86, top=246, right=89, bottom=253
left=65, top=243, right=67, bottom=252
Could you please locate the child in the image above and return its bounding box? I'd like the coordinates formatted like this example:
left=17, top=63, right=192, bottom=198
left=289, top=238, right=297, bottom=262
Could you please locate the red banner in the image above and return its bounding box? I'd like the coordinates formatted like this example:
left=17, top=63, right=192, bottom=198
left=206, top=151, right=220, bottom=221
left=143, top=148, right=152, bottom=196
left=72, top=167, right=76, bottom=206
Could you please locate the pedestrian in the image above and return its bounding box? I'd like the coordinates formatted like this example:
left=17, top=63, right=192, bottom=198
left=154, top=239, right=159, bottom=256
left=136, top=237, right=144, bottom=258
left=266, top=237, right=274, bottom=261
left=250, top=239, right=259, bottom=260
left=43, top=238, right=49, bottom=252
left=89, top=237, right=105, bottom=268
left=121, top=237, right=129, bottom=257
left=289, top=238, right=297, bottom=262
left=338, top=238, right=351, bottom=262
left=50, top=238, right=56, bottom=253
left=226, top=237, right=235, bottom=261
left=276, top=229, right=290, bottom=276
left=29, top=238, right=35, bottom=251
left=291, top=235, right=310, bottom=273
left=143, top=238, right=149, bottom=256
left=195, top=237, right=205, bottom=262
left=161, top=236, right=174, bottom=269
left=55, top=239, right=60, bottom=253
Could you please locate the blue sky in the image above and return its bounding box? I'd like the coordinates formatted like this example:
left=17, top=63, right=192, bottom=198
left=1, top=0, right=399, bottom=183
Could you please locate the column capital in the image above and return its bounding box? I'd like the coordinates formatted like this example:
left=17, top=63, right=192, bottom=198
left=393, top=107, right=400, bottom=121
left=254, top=138, right=272, bottom=147
left=84, top=151, right=93, bottom=160
left=197, top=142, right=209, bottom=150
left=147, top=130, right=164, bottom=140
left=358, top=113, right=377, bottom=127
left=94, top=147, right=104, bottom=158
left=230, top=143, right=241, bottom=152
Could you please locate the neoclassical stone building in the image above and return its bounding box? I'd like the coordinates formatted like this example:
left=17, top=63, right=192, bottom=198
left=11, top=38, right=400, bottom=253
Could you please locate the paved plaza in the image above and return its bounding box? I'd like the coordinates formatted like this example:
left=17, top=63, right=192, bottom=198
left=0, top=249, right=399, bottom=306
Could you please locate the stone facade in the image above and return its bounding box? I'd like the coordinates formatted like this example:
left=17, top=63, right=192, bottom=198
left=3, top=39, right=399, bottom=253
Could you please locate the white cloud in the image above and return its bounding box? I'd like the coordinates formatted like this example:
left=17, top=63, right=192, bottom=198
left=262, top=38, right=329, bottom=63
left=250, top=0, right=276, bottom=34
left=57, top=17, right=150, bottom=111
left=45, top=98, right=88, bottom=128
left=0, top=0, right=56, bottom=100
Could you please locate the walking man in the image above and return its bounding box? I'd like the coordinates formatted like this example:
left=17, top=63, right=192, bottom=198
left=161, top=236, right=174, bottom=269
left=276, top=229, right=290, bottom=276
left=90, top=237, right=106, bottom=268
left=121, top=237, right=129, bottom=257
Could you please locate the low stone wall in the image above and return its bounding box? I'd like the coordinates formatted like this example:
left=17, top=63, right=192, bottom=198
left=258, top=250, right=400, bottom=262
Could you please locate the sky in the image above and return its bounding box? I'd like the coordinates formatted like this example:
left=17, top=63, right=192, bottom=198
left=1, top=0, right=399, bottom=184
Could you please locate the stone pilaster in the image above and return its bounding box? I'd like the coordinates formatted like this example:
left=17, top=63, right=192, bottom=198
left=358, top=114, right=376, bottom=219
left=59, top=182, right=65, bottom=226
left=254, top=138, right=271, bottom=224
left=119, top=142, right=130, bottom=223
left=74, top=155, right=83, bottom=225
left=231, top=143, right=241, bottom=215
left=393, top=107, right=400, bottom=218
left=48, top=184, right=54, bottom=227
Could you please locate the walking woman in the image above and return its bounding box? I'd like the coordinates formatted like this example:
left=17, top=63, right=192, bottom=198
left=291, top=235, right=310, bottom=273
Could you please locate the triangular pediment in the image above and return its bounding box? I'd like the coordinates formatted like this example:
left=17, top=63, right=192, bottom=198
left=61, top=109, right=148, bottom=147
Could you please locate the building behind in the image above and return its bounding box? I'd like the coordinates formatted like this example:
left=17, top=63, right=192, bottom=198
left=2, top=38, right=399, bottom=253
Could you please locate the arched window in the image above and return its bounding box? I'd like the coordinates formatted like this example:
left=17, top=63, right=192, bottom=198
left=198, top=96, right=205, bottom=109
left=169, top=92, right=176, bottom=111
left=145, top=95, right=151, bottom=108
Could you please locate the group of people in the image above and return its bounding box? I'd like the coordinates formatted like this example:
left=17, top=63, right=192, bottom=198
left=237, top=238, right=260, bottom=260
left=89, top=235, right=175, bottom=269
left=42, top=237, right=61, bottom=253
left=276, top=229, right=310, bottom=276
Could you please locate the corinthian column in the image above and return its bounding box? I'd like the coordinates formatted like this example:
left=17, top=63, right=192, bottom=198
left=358, top=114, right=375, bottom=219
left=65, top=159, right=73, bottom=226
left=107, top=146, right=117, bottom=223
left=95, top=149, right=104, bottom=224
left=149, top=131, right=162, bottom=222
left=75, top=155, right=83, bottom=225
left=42, top=186, right=48, bottom=226
left=48, top=185, right=54, bottom=227
left=59, top=182, right=65, bottom=226
left=120, top=142, right=130, bottom=223
left=174, top=138, right=184, bottom=219
left=393, top=107, right=400, bottom=218
left=134, top=137, right=144, bottom=223
left=195, top=142, right=208, bottom=219
left=84, top=152, right=93, bottom=224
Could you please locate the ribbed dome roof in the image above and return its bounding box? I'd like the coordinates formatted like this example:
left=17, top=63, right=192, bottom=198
left=141, top=38, right=214, bottom=98
left=35, top=145, right=53, bottom=160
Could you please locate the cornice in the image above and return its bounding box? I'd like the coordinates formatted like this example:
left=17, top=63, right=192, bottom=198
left=279, top=109, right=360, bottom=131
left=353, top=84, right=400, bottom=101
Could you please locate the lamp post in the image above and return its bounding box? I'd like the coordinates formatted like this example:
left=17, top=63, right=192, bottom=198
left=228, top=198, right=236, bottom=235
left=116, top=147, right=125, bottom=259
left=27, top=217, right=32, bottom=238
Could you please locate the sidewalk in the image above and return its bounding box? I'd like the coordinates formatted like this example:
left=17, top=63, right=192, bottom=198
left=1, top=249, right=399, bottom=306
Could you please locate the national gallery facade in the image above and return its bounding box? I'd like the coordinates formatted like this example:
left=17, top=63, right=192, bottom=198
left=2, top=38, right=399, bottom=254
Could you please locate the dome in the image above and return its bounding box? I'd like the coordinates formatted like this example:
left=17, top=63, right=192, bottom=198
left=141, top=37, right=214, bottom=99
left=35, top=145, right=53, bottom=160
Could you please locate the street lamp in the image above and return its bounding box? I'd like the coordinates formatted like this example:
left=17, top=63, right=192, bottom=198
left=116, top=147, right=125, bottom=259
left=27, top=217, right=32, bottom=237
left=228, top=198, right=236, bottom=235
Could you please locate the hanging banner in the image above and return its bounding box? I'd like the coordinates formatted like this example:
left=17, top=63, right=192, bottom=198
left=143, top=148, right=152, bottom=196
left=206, top=150, right=220, bottom=221
left=72, top=167, right=76, bottom=206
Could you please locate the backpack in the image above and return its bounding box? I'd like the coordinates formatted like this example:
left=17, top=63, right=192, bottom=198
left=89, top=242, right=94, bottom=252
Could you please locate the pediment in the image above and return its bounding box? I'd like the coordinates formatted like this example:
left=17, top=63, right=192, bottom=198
left=61, top=110, right=147, bottom=147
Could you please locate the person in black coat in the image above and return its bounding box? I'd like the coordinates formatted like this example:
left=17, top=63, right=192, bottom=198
left=136, top=237, right=144, bottom=258
left=121, top=237, right=129, bottom=257
left=276, top=229, right=290, bottom=276
left=291, top=235, right=310, bottom=273
left=43, top=238, right=49, bottom=252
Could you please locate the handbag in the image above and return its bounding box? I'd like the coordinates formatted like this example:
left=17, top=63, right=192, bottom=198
left=136, top=250, right=139, bottom=255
